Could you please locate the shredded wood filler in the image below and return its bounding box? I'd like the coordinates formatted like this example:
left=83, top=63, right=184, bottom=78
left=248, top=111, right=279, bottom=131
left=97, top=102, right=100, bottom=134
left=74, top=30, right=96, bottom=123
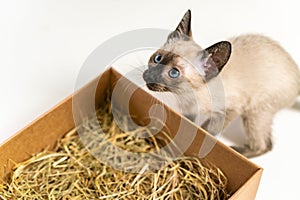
left=0, top=101, right=229, bottom=200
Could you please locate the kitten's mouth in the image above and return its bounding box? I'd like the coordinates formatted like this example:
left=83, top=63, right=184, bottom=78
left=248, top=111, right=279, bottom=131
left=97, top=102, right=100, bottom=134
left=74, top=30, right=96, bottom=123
left=146, top=83, right=169, bottom=92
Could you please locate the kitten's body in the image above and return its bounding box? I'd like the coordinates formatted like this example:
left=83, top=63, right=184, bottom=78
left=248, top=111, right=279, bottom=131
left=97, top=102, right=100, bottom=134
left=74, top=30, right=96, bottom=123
left=143, top=10, right=300, bottom=157
left=224, top=34, right=300, bottom=113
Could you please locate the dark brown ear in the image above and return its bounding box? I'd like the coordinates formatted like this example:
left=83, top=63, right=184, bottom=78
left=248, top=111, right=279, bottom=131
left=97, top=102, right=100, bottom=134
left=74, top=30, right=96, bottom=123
left=205, top=41, right=231, bottom=70
left=175, top=9, right=192, bottom=37
left=199, top=41, right=231, bottom=80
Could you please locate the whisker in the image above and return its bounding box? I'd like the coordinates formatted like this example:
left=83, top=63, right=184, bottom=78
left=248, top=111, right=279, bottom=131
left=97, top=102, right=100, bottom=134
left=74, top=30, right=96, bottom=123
left=136, top=57, right=148, bottom=66
left=118, top=62, right=146, bottom=73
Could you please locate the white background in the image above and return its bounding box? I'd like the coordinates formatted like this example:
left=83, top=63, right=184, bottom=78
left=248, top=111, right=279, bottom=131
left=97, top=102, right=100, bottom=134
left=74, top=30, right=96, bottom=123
left=1, top=1, right=300, bottom=199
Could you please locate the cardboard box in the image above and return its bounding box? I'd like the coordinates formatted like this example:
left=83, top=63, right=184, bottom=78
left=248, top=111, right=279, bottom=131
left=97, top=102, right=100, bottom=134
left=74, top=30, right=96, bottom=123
left=0, top=67, right=262, bottom=199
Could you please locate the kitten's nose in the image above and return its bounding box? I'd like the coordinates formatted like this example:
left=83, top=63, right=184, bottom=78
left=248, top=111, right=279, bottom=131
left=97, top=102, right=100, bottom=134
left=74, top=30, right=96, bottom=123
left=143, top=69, right=151, bottom=82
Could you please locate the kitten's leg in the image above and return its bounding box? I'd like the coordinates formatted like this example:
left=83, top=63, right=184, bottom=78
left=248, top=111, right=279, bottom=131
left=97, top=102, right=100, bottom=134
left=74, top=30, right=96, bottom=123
left=232, top=110, right=273, bottom=158
left=202, top=110, right=238, bottom=135
left=202, top=112, right=226, bottom=135
left=184, top=114, right=196, bottom=122
left=223, top=110, right=239, bottom=129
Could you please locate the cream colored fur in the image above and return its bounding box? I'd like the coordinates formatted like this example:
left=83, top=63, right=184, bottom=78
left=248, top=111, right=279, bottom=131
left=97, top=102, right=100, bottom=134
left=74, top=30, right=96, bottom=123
left=144, top=10, right=300, bottom=157
left=166, top=34, right=300, bottom=157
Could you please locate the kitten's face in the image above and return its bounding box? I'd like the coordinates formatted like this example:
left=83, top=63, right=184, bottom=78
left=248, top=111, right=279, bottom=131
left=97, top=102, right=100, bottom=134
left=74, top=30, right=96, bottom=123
left=143, top=37, right=204, bottom=93
left=143, top=10, right=231, bottom=94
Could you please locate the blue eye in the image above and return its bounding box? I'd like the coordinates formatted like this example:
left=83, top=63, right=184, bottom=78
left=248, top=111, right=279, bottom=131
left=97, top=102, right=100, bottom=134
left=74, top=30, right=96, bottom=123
left=154, top=54, right=162, bottom=63
left=168, top=68, right=180, bottom=78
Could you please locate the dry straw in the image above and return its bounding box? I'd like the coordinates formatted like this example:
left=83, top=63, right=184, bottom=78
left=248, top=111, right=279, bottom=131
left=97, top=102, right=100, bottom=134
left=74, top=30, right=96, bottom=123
left=0, top=101, right=229, bottom=200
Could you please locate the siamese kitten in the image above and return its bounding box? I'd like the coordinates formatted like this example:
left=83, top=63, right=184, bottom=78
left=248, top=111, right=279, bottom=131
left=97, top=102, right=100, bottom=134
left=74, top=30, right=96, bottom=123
left=143, top=10, right=300, bottom=158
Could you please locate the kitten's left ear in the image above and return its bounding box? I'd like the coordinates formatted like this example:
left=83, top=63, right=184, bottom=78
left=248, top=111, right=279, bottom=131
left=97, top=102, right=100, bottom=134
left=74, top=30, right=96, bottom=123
left=175, top=9, right=192, bottom=37
left=198, top=41, right=231, bottom=80
left=167, top=10, right=192, bottom=42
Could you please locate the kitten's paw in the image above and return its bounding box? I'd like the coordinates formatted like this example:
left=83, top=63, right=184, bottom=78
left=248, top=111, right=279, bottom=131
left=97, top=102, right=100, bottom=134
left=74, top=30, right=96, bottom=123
left=231, top=145, right=271, bottom=158
left=231, top=145, right=248, bottom=155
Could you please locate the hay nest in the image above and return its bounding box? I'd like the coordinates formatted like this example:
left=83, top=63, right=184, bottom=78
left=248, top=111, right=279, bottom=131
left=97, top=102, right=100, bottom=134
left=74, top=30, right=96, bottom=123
left=0, top=101, right=229, bottom=200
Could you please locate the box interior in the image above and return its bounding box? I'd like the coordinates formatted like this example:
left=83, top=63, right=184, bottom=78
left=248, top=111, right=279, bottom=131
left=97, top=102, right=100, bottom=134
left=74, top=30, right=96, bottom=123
left=0, top=67, right=262, bottom=199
